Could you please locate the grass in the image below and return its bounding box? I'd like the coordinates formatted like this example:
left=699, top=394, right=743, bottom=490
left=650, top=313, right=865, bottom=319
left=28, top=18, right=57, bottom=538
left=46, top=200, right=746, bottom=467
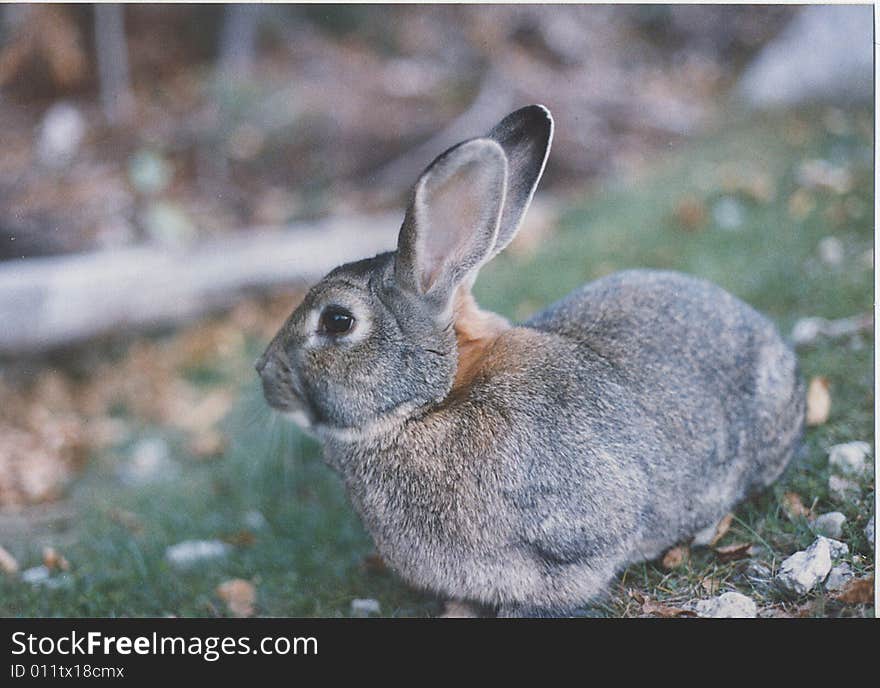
left=0, top=106, right=873, bottom=617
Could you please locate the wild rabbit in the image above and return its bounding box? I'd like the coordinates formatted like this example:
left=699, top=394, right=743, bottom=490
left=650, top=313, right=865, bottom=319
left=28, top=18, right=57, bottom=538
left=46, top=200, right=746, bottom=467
left=257, top=105, right=805, bottom=617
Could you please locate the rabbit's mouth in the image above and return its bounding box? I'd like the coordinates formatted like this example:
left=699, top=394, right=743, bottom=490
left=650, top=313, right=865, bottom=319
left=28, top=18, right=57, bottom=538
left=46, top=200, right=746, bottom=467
left=263, top=383, right=314, bottom=431
left=256, top=352, right=315, bottom=430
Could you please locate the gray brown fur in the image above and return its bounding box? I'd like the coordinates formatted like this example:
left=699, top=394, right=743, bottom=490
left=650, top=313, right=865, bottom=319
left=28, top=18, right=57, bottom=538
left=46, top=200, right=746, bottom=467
left=257, top=106, right=805, bottom=617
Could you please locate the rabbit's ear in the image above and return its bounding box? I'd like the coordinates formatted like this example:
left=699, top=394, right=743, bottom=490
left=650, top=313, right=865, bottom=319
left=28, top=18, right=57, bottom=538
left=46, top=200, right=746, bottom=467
left=485, top=104, right=553, bottom=259
left=395, top=137, right=508, bottom=313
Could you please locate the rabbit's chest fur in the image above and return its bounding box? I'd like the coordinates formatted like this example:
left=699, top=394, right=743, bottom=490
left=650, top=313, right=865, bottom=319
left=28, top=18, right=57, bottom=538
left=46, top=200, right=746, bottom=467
left=322, top=270, right=803, bottom=611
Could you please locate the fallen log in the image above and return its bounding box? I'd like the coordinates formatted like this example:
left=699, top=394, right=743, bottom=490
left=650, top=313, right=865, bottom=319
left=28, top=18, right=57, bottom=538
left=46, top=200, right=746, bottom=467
left=0, top=213, right=399, bottom=355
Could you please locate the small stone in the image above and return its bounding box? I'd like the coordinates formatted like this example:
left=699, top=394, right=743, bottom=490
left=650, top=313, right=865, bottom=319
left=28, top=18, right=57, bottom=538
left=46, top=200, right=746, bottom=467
left=745, top=561, right=773, bottom=581
left=243, top=510, right=267, bottom=530
left=775, top=537, right=834, bottom=596
left=350, top=598, right=381, bottom=617
left=817, top=236, right=844, bottom=266
left=797, top=159, right=852, bottom=195
left=828, top=474, right=860, bottom=502
left=865, top=516, right=874, bottom=548
left=712, top=197, right=745, bottom=230
left=37, top=102, right=86, bottom=168
left=812, top=512, right=847, bottom=539
left=791, top=317, right=825, bottom=346
left=20, top=565, right=71, bottom=589
left=119, top=437, right=175, bottom=486
left=129, top=149, right=173, bottom=195
left=143, top=201, right=197, bottom=247
left=825, top=563, right=854, bottom=592
left=695, top=591, right=757, bottom=618
left=21, top=565, right=51, bottom=585
left=165, top=540, right=230, bottom=569
left=828, top=441, right=872, bottom=476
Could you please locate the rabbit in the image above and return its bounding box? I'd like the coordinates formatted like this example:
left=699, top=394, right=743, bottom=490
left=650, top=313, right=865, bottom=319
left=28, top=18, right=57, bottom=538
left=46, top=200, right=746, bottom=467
left=256, top=105, right=805, bottom=617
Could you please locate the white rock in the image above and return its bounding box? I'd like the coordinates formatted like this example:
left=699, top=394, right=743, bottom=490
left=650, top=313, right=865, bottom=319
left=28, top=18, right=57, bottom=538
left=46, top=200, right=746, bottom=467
left=791, top=318, right=825, bottom=346
left=243, top=510, right=267, bottom=530
left=812, top=511, right=847, bottom=539
left=36, top=102, right=86, bottom=168
left=128, top=150, right=173, bottom=195
left=120, top=437, right=175, bottom=486
left=791, top=315, right=871, bottom=347
left=712, top=197, right=745, bottom=230
left=775, top=538, right=833, bottom=596
left=817, top=236, right=844, bottom=266
left=828, top=474, right=861, bottom=503
left=800, top=161, right=852, bottom=195
left=695, top=592, right=757, bottom=618
left=20, top=565, right=51, bottom=585
left=825, top=563, right=854, bottom=592
left=865, top=516, right=874, bottom=548
left=20, top=565, right=71, bottom=589
left=821, top=536, right=849, bottom=561
left=165, top=540, right=230, bottom=569
left=828, top=441, right=872, bottom=476
left=350, top=598, right=381, bottom=617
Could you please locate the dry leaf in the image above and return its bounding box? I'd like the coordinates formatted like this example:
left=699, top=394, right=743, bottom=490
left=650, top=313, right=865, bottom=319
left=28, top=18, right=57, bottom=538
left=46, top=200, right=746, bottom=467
left=782, top=492, right=812, bottom=520
left=0, top=545, right=19, bottom=575
left=835, top=576, right=874, bottom=605
left=641, top=599, right=697, bottom=618
left=701, top=577, right=721, bottom=595
left=714, top=542, right=754, bottom=562
left=662, top=545, right=689, bottom=570
left=109, top=508, right=144, bottom=534
left=805, top=376, right=831, bottom=426
left=759, top=603, right=812, bottom=619
left=362, top=553, right=388, bottom=575
left=188, top=430, right=228, bottom=459
left=42, top=546, right=70, bottom=572
left=709, top=513, right=734, bottom=546
left=223, top=530, right=256, bottom=547
left=674, top=196, right=707, bottom=232
left=788, top=189, right=816, bottom=221
left=629, top=590, right=697, bottom=618
left=216, top=579, right=256, bottom=618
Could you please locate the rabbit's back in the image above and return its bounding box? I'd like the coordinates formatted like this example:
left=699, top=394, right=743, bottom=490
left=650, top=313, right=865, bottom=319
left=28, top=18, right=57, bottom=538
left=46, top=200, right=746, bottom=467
left=519, top=269, right=804, bottom=562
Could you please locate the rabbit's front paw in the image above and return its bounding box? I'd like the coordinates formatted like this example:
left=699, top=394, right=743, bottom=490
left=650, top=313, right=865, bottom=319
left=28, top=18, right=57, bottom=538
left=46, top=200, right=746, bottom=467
left=439, top=600, right=481, bottom=618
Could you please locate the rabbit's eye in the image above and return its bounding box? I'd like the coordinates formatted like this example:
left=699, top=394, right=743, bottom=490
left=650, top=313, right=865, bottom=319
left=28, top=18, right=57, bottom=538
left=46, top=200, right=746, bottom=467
left=319, top=306, right=355, bottom=336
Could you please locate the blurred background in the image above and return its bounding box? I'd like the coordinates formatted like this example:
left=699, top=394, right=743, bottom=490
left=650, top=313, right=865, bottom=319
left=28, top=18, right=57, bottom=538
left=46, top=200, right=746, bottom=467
left=0, top=4, right=874, bottom=617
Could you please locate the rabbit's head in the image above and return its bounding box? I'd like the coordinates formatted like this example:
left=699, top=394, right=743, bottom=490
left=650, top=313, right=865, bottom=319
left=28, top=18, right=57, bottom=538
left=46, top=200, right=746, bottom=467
left=257, top=105, right=553, bottom=435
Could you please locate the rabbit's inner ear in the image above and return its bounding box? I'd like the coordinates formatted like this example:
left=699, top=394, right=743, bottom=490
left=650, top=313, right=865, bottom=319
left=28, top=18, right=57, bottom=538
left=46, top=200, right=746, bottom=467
left=396, top=138, right=507, bottom=311
left=414, top=159, right=498, bottom=292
